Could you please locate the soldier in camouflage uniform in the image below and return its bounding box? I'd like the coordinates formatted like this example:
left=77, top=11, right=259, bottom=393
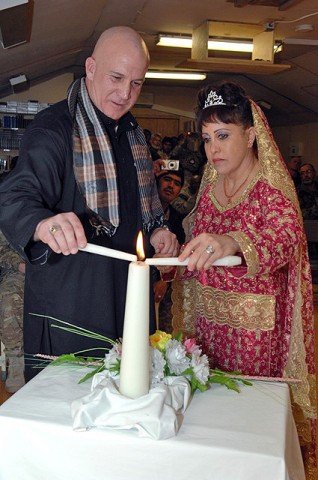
left=0, top=229, right=25, bottom=393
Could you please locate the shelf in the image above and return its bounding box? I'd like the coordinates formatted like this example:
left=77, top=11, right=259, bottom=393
left=0, top=100, right=51, bottom=115
left=0, top=129, right=24, bottom=150
left=0, top=101, right=51, bottom=171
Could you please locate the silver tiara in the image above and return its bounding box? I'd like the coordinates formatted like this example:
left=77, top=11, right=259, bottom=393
left=204, top=90, right=227, bottom=109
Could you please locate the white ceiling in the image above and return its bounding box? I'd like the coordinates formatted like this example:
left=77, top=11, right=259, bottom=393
left=0, top=0, right=318, bottom=126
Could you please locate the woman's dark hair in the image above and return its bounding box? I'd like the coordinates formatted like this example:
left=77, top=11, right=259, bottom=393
left=196, top=82, right=253, bottom=133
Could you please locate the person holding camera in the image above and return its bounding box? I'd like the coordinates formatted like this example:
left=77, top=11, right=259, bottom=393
left=154, top=167, right=185, bottom=333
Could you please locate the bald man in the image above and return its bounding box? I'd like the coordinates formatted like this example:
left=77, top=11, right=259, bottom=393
left=0, top=27, right=178, bottom=380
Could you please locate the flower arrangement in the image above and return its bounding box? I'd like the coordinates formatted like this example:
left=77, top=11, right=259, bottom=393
left=106, top=330, right=212, bottom=393
left=32, top=315, right=251, bottom=394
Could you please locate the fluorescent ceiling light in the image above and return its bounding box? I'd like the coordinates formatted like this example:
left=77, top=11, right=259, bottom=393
left=157, top=35, right=253, bottom=53
left=157, top=36, right=193, bottom=48
left=145, top=71, right=206, bottom=80
left=208, top=40, right=253, bottom=53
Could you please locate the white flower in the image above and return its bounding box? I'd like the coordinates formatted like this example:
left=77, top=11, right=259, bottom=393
left=165, top=339, right=190, bottom=375
left=190, top=351, right=210, bottom=385
left=150, top=347, right=166, bottom=384
left=104, top=344, right=121, bottom=377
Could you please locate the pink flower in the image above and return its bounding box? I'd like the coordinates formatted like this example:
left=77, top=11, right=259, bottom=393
left=183, top=338, right=201, bottom=355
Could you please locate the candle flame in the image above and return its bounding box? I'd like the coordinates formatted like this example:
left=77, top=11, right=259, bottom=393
left=136, top=231, right=145, bottom=260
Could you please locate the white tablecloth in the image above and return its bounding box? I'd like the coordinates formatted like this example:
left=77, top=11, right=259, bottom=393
left=0, top=365, right=305, bottom=480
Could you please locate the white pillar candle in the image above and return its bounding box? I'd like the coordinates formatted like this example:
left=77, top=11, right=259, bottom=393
left=145, top=255, right=242, bottom=267
left=119, top=261, right=150, bottom=399
left=80, top=243, right=137, bottom=262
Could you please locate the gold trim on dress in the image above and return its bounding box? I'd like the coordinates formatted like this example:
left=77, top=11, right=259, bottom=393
left=226, top=231, right=260, bottom=277
left=208, top=170, right=262, bottom=212
left=195, top=283, right=276, bottom=331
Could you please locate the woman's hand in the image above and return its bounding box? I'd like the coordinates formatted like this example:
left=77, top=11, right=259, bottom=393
left=178, top=233, right=239, bottom=271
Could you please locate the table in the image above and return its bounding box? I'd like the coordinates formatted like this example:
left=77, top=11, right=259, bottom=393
left=0, top=365, right=305, bottom=480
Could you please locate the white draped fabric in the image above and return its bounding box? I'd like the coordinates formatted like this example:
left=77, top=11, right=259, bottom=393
left=0, top=365, right=305, bottom=480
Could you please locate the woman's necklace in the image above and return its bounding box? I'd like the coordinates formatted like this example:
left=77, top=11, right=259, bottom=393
left=223, top=170, right=252, bottom=204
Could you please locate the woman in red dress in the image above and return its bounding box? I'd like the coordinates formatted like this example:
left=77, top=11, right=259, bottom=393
left=173, top=82, right=316, bottom=478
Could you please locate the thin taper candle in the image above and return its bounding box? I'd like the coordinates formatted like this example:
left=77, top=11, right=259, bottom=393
left=145, top=255, right=242, bottom=267
left=80, top=243, right=137, bottom=262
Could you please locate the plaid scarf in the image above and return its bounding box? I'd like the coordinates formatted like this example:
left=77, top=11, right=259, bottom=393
left=67, top=78, right=163, bottom=236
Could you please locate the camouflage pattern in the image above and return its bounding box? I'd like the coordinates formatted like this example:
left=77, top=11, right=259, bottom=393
left=0, top=230, right=24, bottom=356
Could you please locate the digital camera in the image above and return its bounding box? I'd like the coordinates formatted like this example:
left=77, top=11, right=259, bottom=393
left=161, top=160, right=180, bottom=171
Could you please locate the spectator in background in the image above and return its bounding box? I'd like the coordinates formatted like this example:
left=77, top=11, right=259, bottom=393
left=287, top=155, right=302, bottom=188
left=154, top=168, right=185, bottom=333
left=172, top=173, right=202, bottom=217
left=0, top=230, right=25, bottom=393
left=149, top=132, right=162, bottom=160
left=297, top=163, right=318, bottom=219
left=171, top=132, right=206, bottom=184
left=0, top=155, right=25, bottom=393
left=158, top=136, right=173, bottom=159
left=170, top=133, right=185, bottom=156
left=143, top=128, right=152, bottom=147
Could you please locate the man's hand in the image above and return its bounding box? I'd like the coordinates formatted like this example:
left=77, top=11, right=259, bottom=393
left=34, top=212, right=87, bottom=255
left=150, top=227, right=179, bottom=257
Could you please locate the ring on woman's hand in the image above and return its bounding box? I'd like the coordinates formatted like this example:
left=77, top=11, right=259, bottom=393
left=49, top=224, right=61, bottom=235
left=205, top=245, right=214, bottom=255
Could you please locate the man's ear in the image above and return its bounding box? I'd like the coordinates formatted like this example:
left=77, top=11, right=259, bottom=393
left=85, top=57, right=95, bottom=80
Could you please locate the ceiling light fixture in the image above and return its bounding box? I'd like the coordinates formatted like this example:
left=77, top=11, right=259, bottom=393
left=295, top=24, right=313, bottom=32
left=157, top=35, right=254, bottom=53
left=145, top=71, right=206, bottom=80
left=156, top=34, right=282, bottom=54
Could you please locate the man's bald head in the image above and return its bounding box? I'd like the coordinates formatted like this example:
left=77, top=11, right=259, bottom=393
left=92, top=26, right=150, bottom=63
left=85, top=27, right=150, bottom=120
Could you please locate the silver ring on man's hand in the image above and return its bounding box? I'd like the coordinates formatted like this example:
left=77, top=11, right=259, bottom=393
left=49, top=224, right=61, bottom=235
left=205, top=245, right=214, bottom=255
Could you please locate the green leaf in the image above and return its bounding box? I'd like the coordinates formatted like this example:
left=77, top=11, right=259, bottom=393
left=30, top=313, right=117, bottom=345
left=172, top=331, right=183, bottom=342
left=78, top=365, right=105, bottom=384
left=208, top=374, right=241, bottom=393
left=51, top=354, right=82, bottom=366
left=208, top=369, right=253, bottom=393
